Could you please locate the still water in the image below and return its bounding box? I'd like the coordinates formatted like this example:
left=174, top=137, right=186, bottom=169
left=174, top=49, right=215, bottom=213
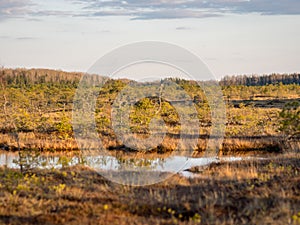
left=0, top=151, right=257, bottom=177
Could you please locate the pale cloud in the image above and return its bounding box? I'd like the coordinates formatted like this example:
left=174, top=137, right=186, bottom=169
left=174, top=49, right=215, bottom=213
left=72, top=0, right=300, bottom=19
left=0, top=35, right=38, bottom=41
left=130, top=10, right=221, bottom=20
left=176, top=26, right=192, bottom=30
left=0, top=0, right=299, bottom=21
left=0, top=0, right=32, bottom=20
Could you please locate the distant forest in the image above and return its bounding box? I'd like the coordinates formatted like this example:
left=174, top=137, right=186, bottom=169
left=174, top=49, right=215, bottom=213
left=0, top=68, right=82, bottom=87
left=220, top=73, right=300, bottom=86
left=0, top=68, right=300, bottom=87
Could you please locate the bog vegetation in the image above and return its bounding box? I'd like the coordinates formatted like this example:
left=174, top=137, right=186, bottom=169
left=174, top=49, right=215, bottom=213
left=0, top=68, right=299, bottom=153
left=0, top=68, right=299, bottom=225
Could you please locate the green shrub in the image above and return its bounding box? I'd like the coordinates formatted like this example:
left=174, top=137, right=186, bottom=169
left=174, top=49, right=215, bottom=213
left=279, top=101, right=300, bottom=138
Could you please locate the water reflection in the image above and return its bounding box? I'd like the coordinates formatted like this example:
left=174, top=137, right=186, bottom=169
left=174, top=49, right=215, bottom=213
left=0, top=151, right=252, bottom=176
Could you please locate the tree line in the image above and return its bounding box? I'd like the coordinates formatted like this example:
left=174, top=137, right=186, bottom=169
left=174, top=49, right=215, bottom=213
left=1, top=68, right=300, bottom=87
left=0, top=68, right=84, bottom=88
left=220, top=73, right=300, bottom=86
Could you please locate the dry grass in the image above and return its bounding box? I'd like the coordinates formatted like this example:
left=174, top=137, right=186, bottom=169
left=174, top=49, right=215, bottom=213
left=0, top=132, right=288, bottom=155
left=0, top=132, right=79, bottom=152
left=1, top=131, right=293, bottom=159
left=220, top=136, right=283, bottom=155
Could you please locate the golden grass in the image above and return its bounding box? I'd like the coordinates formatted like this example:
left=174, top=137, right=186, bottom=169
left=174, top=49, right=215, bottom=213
left=0, top=130, right=292, bottom=158
left=0, top=132, right=79, bottom=152
left=220, top=137, right=283, bottom=155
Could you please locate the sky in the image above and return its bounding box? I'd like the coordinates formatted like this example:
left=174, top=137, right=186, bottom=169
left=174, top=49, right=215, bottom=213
left=0, top=0, right=300, bottom=79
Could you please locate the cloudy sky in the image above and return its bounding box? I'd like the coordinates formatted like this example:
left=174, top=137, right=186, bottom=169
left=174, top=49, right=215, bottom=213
left=0, top=0, right=299, bottom=79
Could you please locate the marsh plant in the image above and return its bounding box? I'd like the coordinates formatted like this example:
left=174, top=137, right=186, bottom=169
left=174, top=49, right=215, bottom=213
left=12, top=149, right=41, bottom=173
left=279, top=101, right=300, bottom=139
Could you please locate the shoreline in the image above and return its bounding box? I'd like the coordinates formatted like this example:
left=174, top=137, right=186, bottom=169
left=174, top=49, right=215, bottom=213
left=0, top=133, right=293, bottom=154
